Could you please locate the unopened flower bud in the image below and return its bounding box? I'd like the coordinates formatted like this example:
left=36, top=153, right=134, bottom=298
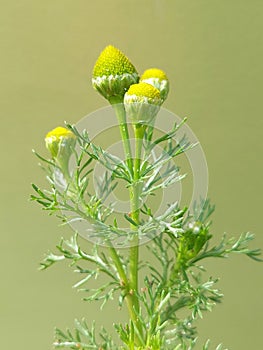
left=45, top=127, right=76, bottom=175
left=140, top=68, right=169, bottom=102
left=124, top=82, right=162, bottom=124
left=188, top=221, right=202, bottom=235
left=92, top=45, right=139, bottom=103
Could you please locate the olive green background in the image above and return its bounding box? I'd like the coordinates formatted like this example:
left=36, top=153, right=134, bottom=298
left=1, top=1, right=263, bottom=349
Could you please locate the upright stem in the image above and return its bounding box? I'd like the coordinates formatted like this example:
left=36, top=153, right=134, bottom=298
left=110, top=99, right=145, bottom=346
left=110, top=99, right=133, bottom=177
left=129, top=124, right=145, bottom=343
left=129, top=124, right=145, bottom=297
left=108, top=245, right=139, bottom=329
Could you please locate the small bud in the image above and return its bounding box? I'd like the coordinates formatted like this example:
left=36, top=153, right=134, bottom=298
left=140, top=68, right=169, bottom=102
left=92, top=45, right=139, bottom=103
left=187, top=221, right=202, bottom=235
left=45, top=126, right=76, bottom=175
left=124, top=82, right=162, bottom=124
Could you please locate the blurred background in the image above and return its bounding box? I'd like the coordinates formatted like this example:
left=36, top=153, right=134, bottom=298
left=1, top=1, right=262, bottom=349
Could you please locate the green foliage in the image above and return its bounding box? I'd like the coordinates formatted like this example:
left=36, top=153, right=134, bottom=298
left=54, top=319, right=119, bottom=349
left=32, top=82, right=261, bottom=350
left=36, top=199, right=261, bottom=349
left=40, top=234, right=123, bottom=308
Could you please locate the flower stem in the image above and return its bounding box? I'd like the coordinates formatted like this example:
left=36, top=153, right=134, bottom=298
left=129, top=124, right=145, bottom=296
left=110, top=98, right=133, bottom=177
left=129, top=124, right=146, bottom=344
left=108, top=246, right=128, bottom=284
left=110, top=99, right=145, bottom=346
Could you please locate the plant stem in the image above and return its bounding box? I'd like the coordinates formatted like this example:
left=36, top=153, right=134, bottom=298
left=110, top=99, right=145, bottom=346
left=110, top=98, right=133, bottom=177
left=108, top=246, right=128, bottom=284
left=129, top=124, right=146, bottom=344
left=129, top=124, right=145, bottom=297
left=108, top=245, right=141, bottom=331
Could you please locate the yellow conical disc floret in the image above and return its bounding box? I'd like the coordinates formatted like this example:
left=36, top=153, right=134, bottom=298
left=92, top=45, right=139, bottom=102
left=140, top=68, right=169, bottom=102
left=126, top=82, right=161, bottom=100
left=45, top=126, right=76, bottom=175
left=93, top=45, right=137, bottom=78
left=45, top=127, right=74, bottom=141
left=124, top=83, right=162, bottom=125
left=140, top=68, right=168, bottom=81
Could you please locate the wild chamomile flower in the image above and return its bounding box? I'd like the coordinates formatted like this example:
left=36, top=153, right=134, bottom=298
left=45, top=126, right=76, bottom=175
left=92, top=45, right=139, bottom=103
left=124, top=82, right=162, bottom=124
left=33, top=45, right=262, bottom=350
left=140, top=68, right=169, bottom=101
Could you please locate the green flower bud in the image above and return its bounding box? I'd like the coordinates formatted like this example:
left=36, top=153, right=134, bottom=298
left=184, top=221, right=211, bottom=257
left=92, top=45, right=139, bottom=103
left=124, top=82, right=162, bottom=124
left=140, top=68, right=169, bottom=102
left=45, top=127, right=76, bottom=175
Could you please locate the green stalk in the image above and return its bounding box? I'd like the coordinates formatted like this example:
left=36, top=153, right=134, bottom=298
left=129, top=124, right=146, bottom=344
left=108, top=246, right=128, bottom=285
left=108, top=245, right=140, bottom=329
left=110, top=98, right=145, bottom=346
left=110, top=98, right=133, bottom=177
left=129, top=124, right=145, bottom=298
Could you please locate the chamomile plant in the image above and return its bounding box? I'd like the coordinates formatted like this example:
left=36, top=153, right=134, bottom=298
left=32, top=45, right=261, bottom=350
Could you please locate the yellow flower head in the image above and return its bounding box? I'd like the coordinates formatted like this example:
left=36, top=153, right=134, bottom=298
left=93, top=45, right=137, bottom=78
left=45, top=126, right=76, bottom=174
left=126, top=82, right=161, bottom=101
left=92, top=45, right=139, bottom=102
left=45, top=127, right=75, bottom=142
left=124, top=83, right=162, bottom=124
left=140, top=68, right=169, bottom=101
left=140, top=68, right=168, bottom=81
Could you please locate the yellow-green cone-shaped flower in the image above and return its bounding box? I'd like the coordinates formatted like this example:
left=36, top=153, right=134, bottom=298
left=140, top=68, right=169, bottom=102
left=124, top=82, right=162, bottom=124
left=45, top=127, right=76, bottom=175
left=92, top=45, right=139, bottom=103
